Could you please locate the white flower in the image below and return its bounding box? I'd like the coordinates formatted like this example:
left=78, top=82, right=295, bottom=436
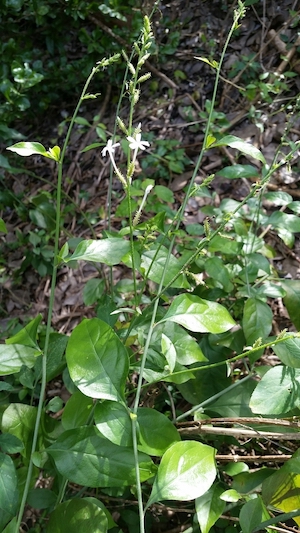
left=126, top=133, right=150, bottom=152
left=101, top=139, right=120, bottom=158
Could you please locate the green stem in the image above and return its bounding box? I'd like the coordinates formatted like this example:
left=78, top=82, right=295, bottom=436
left=14, top=63, right=106, bottom=533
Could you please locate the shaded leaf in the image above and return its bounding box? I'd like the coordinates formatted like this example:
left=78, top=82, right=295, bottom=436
left=250, top=366, right=300, bottom=415
left=47, top=498, right=108, bottom=533
left=196, top=483, right=225, bottom=533
left=239, top=496, right=270, bottom=533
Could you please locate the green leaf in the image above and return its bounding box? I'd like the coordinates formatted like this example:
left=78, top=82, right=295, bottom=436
left=262, top=463, right=300, bottom=527
left=264, top=191, right=293, bottom=206
left=159, top=293, right=236, bottom=333
left=152, top=322, right=207, bottom=365
left=242, top=298, right=272, bottom=345
left=273, top=337, right=300, bottom=368
left=0, top=453, right=18, bottom=532
left=212, top=135, right=266, bottom=164
left=217, top=164, right=260, bottom=180
left=66, top=318, right=129, bottom=401
left=47, top=426, right=154, bottom=487
left=0, top=433, right=23, bottom=454
left=1, top=404, right=37, bottom=458
left=7, top=141, right=47, bottom=157
left=205, top=256, right=234, bottom=292
left=137, top=408, right=180, bottom=456
left=281, top=280, right=300, bottom=330
left=141, top=247, right=190, bottom=289
left=94, top=400, right=132, bottom=447
left=64, top=238, right=131, bottom=266
left=0, top=218, right=7, bottom=233
left=250, top=366, right=300, bottom=415
left=161, top=333, right=176, bottom=373
left=6, top=315, right=42, bottom=349
left=0, top=344, right=39, bottom=375
left=232, top=469, right=273, bottom=494
left=147, top=441, right=216, bottom=505
left=239, top=496, right=270, bottom=533
left=27, top=488, right=57, bottom=509
left=62, top=391, right=94, bottom=430
left=47, top=498, right=108, bottom=533
left=196, top=483, right=225, bottom=533
left=269, top=211, right=300, bottom=233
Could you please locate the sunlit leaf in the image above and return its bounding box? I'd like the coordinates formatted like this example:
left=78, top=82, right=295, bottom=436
left=64, top=238, right=130, bottom=266
left=147, top=441, right=216, bottom=505
left=47, top=498, right=108, bottom=533
left=212, top=135, right=266, bottom=164
left=159, top=293, right=235, bottom=333
left=7, top=141, right=47, bottom=157
left=250, top=366, right=300, bottom=415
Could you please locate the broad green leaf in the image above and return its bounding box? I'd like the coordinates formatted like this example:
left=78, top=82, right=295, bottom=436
left=205, top=256, right=234, bottom=292
left=47, top=498, right=108, bottom=533
left=84, top=498, right=116, bottom=529
left=27, top=488, right=57, bottom=509
left=217, top=164, right=260, bottom=180
left=141, top=247, right=190, bottom=288
left=62, top=391, right=94, bottom=430
left=264, top=191, right=293, bottom=206
left=1, top=404, right=37, bottom=458
left=161, top=333, right=176, bottom=373
left=212, top=135, right=266, bottom=164
left=137, top=408, right=180, bottom=456
left=268, top=211, right=300, bottom=233
left=0, top=218, right=7, bottom=233
left=273, top=337, right=300, bottom=368
left=250, top=366, right=300, bottom=415
left=220, top=489, right=241, bottom=502
left=64, top=238, right=131, bottom=266
left=0, top=433, right=23, bottom=454
left=151, top=322, right=207, bottom=365
left=0, top=344, right=40, bottom=375
left=94, top=401, right=132, bottom=447
left=147, top=441, right=216, bottom=506
left=66, top=318, right=129, bottom=401
left=7, top=141, right=47, bottom=157
left=6, top=314, right=42, bottom=348
left=159, top=293, right=235, bottom=333
left=239, top=496, right=270, bottom=533
left=196, top=483, right=225, bottom=533
left=263, top=470, right=300, bottom=527
left=47, top=426, right=154, bottom=487
left=281, top=280, right=300, bottom=330
left=0, top=453, right=18, bottom=532
left=207, top=378, right=256, bottom=417
left=242, top=298, right=272, bottom=345
left=232, top=469, right=274, bottom=494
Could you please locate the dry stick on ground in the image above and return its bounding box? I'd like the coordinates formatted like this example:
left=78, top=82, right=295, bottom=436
left=88, top=14, right=178, bottom=90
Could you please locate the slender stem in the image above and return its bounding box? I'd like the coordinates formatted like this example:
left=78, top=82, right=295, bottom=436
left=14, top=63, right=106, bottom=533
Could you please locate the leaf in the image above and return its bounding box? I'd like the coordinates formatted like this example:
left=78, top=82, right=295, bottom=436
left=262, top=462, right=300, bottom=527
left=1, top=404, right=37, bottom=458
left=217, top=164, right=260, bottom=180
left=212, top=135, right=266, bottom=164
left=152, top=322, right=207, bottom=365
left=0, top=218, right=7, bottom=233
left=239, top=496, right=270, bottom=533
left=7, top=141, right=48, bottom=157
left=242, top=298, right=272, bottom=345
left=281, top=280, right=300, bottom=330
left=66, top=318, right=129, bottom=401
left=47, top=426, right=154, bottom=487
left=137, top=408, right=180, bottom=456
left=147, top=441, right=216, bottom=506
left=27, top=488, right=57, bottom=509
left=64, top=237, right=131, bottom=266
left=159, top=293, right=236, bottom=333
left=250, top=366, right=300, bottom=415
left=0, top=433, right=23, bottom=454
left=62, top=391, right=94, bottom=430
left=0, top=453, right=18, bottom=532
left=0, top=344, right=39, bottom=375
left=47, top=498, right=108, bottom=533
left=94, top=400, right=132, bottom=447
left=141, top=247, right=190, bottom=289
left=268, top=211, right=300, bottom=233
left=273, top=337, right=300, bottom=368
left=6, top=314, right=42, bottom=349
left=196, top=483, right=225, bottom=533
left=161, top=333, right=176, bottom=373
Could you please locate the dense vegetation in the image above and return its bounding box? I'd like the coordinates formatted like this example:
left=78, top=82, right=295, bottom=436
left=1, top=1, right=300, bottom=533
